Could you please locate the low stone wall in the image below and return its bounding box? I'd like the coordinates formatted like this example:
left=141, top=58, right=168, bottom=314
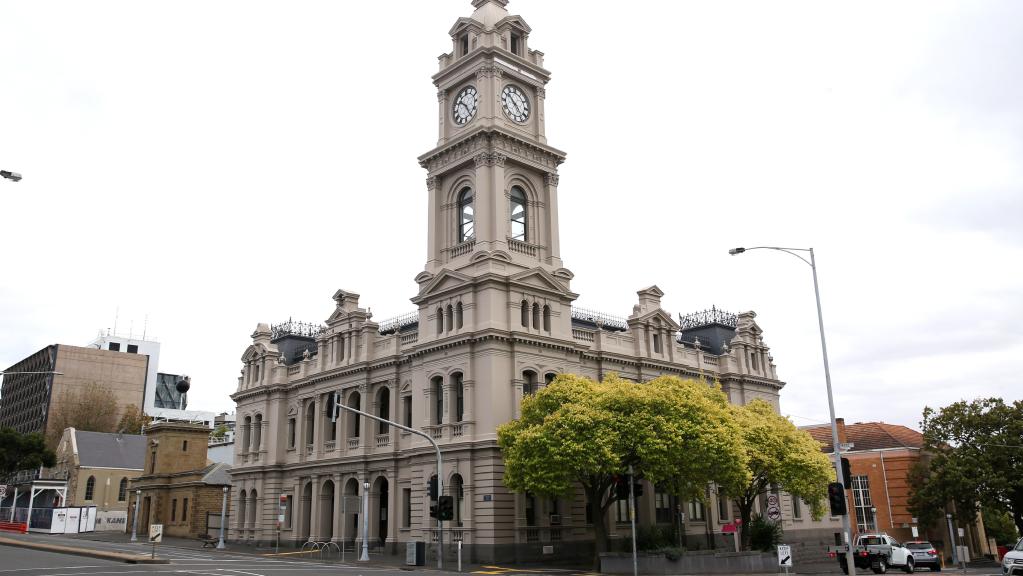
left=600, top=550, right=779, bottom=575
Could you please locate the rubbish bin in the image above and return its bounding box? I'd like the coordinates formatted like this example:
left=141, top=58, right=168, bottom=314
left=406, top=541, right=426, bottom=566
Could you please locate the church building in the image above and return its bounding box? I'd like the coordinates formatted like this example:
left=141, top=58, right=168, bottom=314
left=229, top=0, right=812, bottom=563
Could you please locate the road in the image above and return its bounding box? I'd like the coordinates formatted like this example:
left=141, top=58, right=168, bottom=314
left=0, top=534, right=1006, bottom=576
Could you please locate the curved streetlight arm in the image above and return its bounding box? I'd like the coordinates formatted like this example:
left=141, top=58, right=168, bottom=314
left=728, top=245, right=855, bottom=575
left=333, top=402, right=443, bottom=569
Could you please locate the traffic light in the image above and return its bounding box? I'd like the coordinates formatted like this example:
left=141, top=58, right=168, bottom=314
left=827, top=482, right=847, bottom=516
left=614, top=477, right=629, bottom=500
left=429, top=501, right=438, bottom=518
left=841, top=458, right=852, bottom=489
left=632, top=482, right=644, bottom=497
left=438, top=496, right=454, bottom=521
left=427, top=476, right=438, bottom=499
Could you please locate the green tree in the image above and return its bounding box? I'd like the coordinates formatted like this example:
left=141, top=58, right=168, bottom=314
left=210, top=424, right=229, bottom=440
left=720, top=400, right=833, bottom=549
left=0, top=428, right=57, bottom=479
left=117, top=404, right=152, bottom=434
left=497, top=374, right=749, bottom=568
left=983, top=505, right=1020, bottom=546
left=909, top=398, right=1023, bottom=536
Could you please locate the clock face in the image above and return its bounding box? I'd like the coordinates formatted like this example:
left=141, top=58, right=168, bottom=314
left=501, top=85, right=530, bottom=123
left=452, top=86, right=479, bottom=126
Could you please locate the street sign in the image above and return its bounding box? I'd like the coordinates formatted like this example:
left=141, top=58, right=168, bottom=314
left=912, top=526, right=919, bottom=538
left=149, top=524, right=163, bottom=543
left=777, top=544, right=793, bottom=567
left=767, top=494, right=780, bottom=507
left=0, top=484, right=7, bottom=500
left=767, top=507, right=782, bottom=521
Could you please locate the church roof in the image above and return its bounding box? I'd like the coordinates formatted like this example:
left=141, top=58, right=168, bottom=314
left=74, top=430, right=146, bottom=470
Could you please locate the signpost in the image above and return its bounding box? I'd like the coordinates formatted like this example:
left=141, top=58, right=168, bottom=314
left=767, top=494, right=782, bottom=522
left=778, top=544, right=793, bottom=574
left=149, top=524, right=163, bottom=559
left=0, top=484, right=7, bottom=501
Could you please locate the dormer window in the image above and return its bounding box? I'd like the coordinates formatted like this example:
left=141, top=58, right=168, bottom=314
left=460, top=34, right=469, bottom=57
left=511, top=33, right=521, bottom=56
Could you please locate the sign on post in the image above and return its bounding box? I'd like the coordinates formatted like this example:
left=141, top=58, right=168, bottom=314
left=778, top=544, right=793, bottom=569
left=149, top=524, right=163, bottom=543
left=767, top=494, right=782, bottom=521
left=0, top=484, right=7, bottom=500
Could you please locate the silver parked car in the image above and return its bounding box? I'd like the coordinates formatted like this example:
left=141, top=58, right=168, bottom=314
left=1004, top=537, right=1023, bottom=576
left=905, top=541, right=942, bottom=571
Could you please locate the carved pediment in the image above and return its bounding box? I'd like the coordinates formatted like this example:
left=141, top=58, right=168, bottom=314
left=628, top=308, right=681, bottom=331
left=449, top=17, right=484, bottom=37
left=508, top=268, right=578, bottom=299
left=494, top=15, right=531, bottom=33
left=412, top=268, right=474, bottom=302
left=240, top=343, right=270, bottom=362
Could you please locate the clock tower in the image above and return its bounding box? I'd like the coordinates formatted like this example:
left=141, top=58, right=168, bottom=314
left=414, top=0, right=575, bottom=342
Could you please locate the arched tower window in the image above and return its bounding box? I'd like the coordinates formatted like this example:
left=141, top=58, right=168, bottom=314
left=118, top=477, right=128, bottom=501
left=85, top=476, right=95, bottom=500
left=458, top=188, right=475, bottom=242
left=543, top=305, right=551, bottom=332
left=532, top=303, right=540, bottom=329
left=347, top=392, right=361, bottom=438
left=510, top=186, right=527, bottom=241
left=450, top=473, right=465, bottom=527
left=446, top=305, right=454, bottom=332
left=436, top=307, right=444, bottom=335
left=455, top=302, right=463, bottom=329
left=521, top=300, right=529, bottom=327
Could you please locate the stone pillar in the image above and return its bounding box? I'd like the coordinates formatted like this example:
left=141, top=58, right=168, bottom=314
left=309, top=476, right=321, bottom=542
left=543, top=172, right=562, bottom=268
left=332, top=474, right=343, bottom=543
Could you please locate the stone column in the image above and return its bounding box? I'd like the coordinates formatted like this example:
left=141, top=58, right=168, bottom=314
left=535, top=85, right=547, bottom=144
left=543, top=172, right=562, bottom=268
left=332, top=474, right=343, bottom=543
left=427, top=176, right=440, bottom=269
left=309, top=476, right=321, bottom=542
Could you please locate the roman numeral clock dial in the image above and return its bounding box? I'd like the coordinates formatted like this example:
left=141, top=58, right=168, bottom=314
left=501, top=85, right=530, bottom=123
left=452, top=86, right=479, bottom=126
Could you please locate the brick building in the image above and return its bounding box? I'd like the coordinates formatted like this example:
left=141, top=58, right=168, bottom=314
left=804, top=419, right=991, bottom=563
left=129, top=422, right=232, bottom=539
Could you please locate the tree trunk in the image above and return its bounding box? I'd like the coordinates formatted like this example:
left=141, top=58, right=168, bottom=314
left=587, top=485, right=609, bottom=571
left=738, top=496, right=755, bottom=551
left=1011, top=487, right=1023, bottom=537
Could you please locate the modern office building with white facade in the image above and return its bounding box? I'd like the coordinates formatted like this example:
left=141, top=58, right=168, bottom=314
left=229, top=0, right=837, bottom=563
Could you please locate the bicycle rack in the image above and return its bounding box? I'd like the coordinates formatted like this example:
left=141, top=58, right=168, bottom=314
left=300, top=540, right=322, bottom=559
left=319, top=541, right=341, bottom=561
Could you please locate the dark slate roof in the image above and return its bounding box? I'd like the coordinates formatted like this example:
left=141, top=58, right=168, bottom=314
left=201, top=462, right=232, bottom=486
left=75, top=430, right=146, bottom=470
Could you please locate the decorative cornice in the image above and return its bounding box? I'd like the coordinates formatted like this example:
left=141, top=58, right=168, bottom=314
left=544, top=173, right=559, bottom=187
left=426, top=177, right=439, bottom=191
left=473, top=152, right=507, bottom=167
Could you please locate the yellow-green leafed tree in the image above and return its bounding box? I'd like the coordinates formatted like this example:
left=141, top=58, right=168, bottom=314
left=722, top=399, right=833, bottom=550
left=497, top=374, right=749, bottom=567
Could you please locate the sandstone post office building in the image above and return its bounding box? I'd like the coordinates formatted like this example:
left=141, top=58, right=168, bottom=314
left=229, top=0, right=835, bottom=562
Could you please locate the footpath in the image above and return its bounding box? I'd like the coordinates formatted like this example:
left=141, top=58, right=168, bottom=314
left=0, top=532, right=169, bottom=564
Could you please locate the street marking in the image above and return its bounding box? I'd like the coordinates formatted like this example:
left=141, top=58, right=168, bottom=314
left=219, top=570, right=266, bottom=576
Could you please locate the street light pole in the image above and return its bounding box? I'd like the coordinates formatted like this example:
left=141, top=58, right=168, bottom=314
left=217, top=486, right=228, bottom=549
left=360, top=481, right=370, bottom=561
left=729, top=246, right=856, bottom=575
left=131, top=489, right=141, bottom=542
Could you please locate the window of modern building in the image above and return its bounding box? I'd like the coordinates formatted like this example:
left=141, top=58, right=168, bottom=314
left=852, top=475, right=875, bottom=532
left=127, top=344, right=138, bottom=354
left=118, top=478, right=127, bottom=501
left=510, top=186, right=527, bottom=241
left=85, top=476, right=95, bottom=500
left=109, top=342, right=120, bottom=351
left=458, top=188, right=474, bottom=242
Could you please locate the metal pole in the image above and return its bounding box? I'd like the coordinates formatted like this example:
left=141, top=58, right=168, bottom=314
left=946, top=513, right=957, bottom=567
left=131, top=490, right=140, bottom=542
left=10, top=488, right=17, bottom=522
left=334, top=402, right=443, bottom=569
left=360, top=481, right=370, bottom=561
left=217, top=486, right=228, bottom=549
left=629, top=465, right=638, bottom=576
left=809, top=248, right=858, bottom=576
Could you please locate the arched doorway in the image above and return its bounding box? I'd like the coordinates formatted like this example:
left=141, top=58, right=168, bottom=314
left=320, top=480, right=335, bottom=540
left=344, top=478, right=360, bottom=543
left=373, top=476, right=389, bottom=545
left=300, top=482, right=312, bottom=541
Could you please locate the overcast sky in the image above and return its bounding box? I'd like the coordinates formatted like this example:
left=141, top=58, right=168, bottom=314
left=1, top=0, right=1020, bottom=431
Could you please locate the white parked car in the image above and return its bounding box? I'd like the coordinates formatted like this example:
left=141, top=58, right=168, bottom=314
left=1003, top=537, right=1023, bottom=576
